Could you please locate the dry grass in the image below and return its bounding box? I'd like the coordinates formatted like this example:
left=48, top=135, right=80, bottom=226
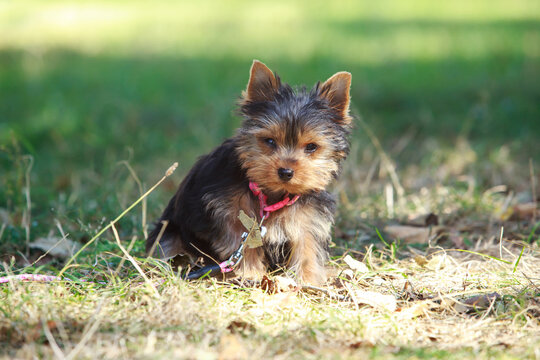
left=1, top=230, right=539, bottom=359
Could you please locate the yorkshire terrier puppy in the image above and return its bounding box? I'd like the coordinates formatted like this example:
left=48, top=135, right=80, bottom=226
left=147, top=60, right=352, bottom=285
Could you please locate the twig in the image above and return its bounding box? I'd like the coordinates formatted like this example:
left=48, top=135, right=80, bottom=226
left=147, top=220, right=169, bottom=258
left=111, top=223, right=160, bottom=298
left=521, top=272, right=540, bottom=293
left=115, top=235, right=138, bottom=273
left=499, top=226, right=504, bottom=261
left=530, top=158, right=537, bottom=224
left=55, top=219, right=75, bottom=257
left=385, top=183, right=394, bottom=218
left=189, top=242, right=220, bottom=266
left=23, top=220, right=75, bottom=269
left=0, top=223, right=6, bottom=244
left=42, top=317, right=66, bottom=360
left=479, top=293, right=498, bottom=321
left=22, top=155, right=33, bottom=257
left=59, top=163, right=178, bottom=277
left=344, top=282, right=360, bottom=308
left=28, top=233, right=69, bottom=268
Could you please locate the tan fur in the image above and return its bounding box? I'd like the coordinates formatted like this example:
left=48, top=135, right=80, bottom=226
left=319, top=72, right=352, bottom=123
left=236, top=128, right=340, bottom=195
left=276, top=205, right=331, bottom=285
left=237, top=202, right=332, bottom=285
left=236, top=247, right=267, bottom=279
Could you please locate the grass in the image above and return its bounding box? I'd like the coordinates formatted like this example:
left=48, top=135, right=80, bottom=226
left=1, top=239, right=538, bottom=359
left=1, top=0, right=540, bottom=359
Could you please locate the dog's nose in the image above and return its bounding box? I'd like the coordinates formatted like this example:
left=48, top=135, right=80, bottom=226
left=278, top=168, right=294, bottom=181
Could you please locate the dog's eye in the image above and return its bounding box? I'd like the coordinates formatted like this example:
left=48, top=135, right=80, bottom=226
left=264, top=138, right=277, bottom=148
left=305, top=143, right=318, bottom=154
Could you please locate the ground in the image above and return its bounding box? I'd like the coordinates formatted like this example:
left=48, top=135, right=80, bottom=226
left=0, top=1, right=539, bottom=359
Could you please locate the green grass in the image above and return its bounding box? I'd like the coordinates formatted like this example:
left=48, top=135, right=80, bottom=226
left=1, top=1, right=539, bottom=359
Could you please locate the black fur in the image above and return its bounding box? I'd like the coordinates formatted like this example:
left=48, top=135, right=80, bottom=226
left=146, top=139, right=247, bottom=263
left=146, top=62, right=352, bottom=283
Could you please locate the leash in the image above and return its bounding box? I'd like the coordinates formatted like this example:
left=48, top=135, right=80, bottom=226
left=184, top=181, right=299, bottom=280
left=0, top=274, right=65, bottom=283
left=184, top=216, right=266, bottom=280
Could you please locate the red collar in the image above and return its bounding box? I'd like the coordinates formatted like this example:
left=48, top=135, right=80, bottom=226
left=249, top=181, right=300, bottom=218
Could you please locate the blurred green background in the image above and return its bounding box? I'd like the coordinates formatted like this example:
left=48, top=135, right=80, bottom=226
left=1, top=0, right=539, bottom=257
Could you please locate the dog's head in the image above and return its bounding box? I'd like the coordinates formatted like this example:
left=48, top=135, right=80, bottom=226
left=236, top=60, right=353, bottom=195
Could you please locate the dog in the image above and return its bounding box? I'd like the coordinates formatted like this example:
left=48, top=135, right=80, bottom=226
left=146, top=60, right=352, bottom=285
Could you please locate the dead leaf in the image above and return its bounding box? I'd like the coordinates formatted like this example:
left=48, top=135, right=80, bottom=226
left=512, top=202, right=538, bottom=220
left=413, top=255, right=428, bottom=266
left=274, top=275, right=297, bottom=292
left=259, top=275, right=276, bottom=294
left=29, top=236, right=81, bottom=259
left=349, top=340, right=375, bottom=349
left=329, top=278, right=344, bottom=290
left=340, top=269, right=355, bottom=280
left=464, top=292, right=501, bottom=307
left=227, top=320, right=255, bottom=335
left=425, top=255, right=449, bottom=271
left=237, top=210, right=263, bottom=248
left=448, top=230, right=465, bottom=248
left=343, top=255, right=369, bottom=273
left=259, top=275, right=297, bottom=293
left=453, top=292, right=502, bottom=313
left=407, top=213, right=439, bottom=226
left=371, top=276, right=385, bottom=286
left=384, top=225, right=438, bottom=244
left=250, top=290, right=298, bottom=315
left=398, top=300, right=436, bottom=319
left=345, top=284, right=397, bottom=312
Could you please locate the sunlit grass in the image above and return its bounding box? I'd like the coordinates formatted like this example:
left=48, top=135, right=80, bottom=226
left=1, top=238, right=538, bottom=359
left=1, top=0, right=539, bottom=62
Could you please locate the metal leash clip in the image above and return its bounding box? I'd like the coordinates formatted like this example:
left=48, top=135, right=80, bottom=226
left=185, top=215, right=267, bottom=280
left=224, top=232, right=248, bottom=269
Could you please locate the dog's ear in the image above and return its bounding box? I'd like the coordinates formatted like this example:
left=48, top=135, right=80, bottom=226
left=244, top=60, right=279, bottom=102
left=319, top=72, right=352, bottom=124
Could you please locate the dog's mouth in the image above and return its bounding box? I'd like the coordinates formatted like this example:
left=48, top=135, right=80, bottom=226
left=258, top=180, right=308, bottom=197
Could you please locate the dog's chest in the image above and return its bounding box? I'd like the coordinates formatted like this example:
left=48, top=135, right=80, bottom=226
left=260, top=204, right=326, bottom=246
